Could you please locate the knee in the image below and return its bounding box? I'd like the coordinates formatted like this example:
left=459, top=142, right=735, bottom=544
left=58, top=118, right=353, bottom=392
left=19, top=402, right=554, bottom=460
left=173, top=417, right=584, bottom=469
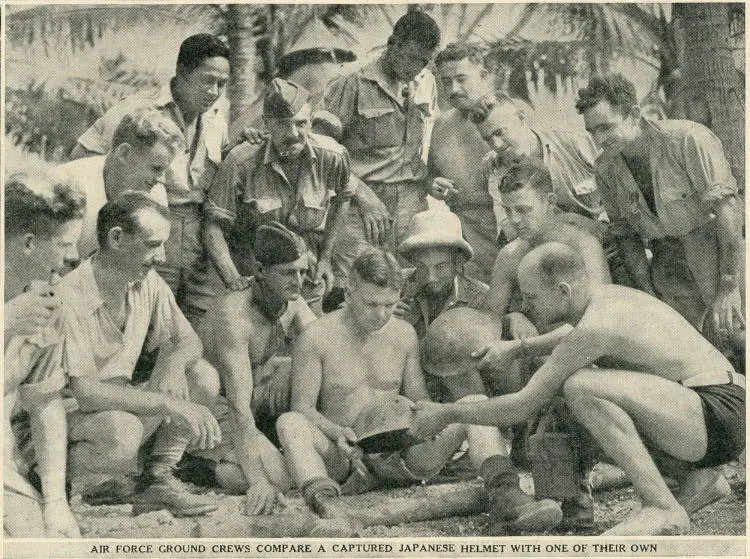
left=276, top=412, right=311, bottom=444
left=79, top=411, right=143, bottom=472
left=562, top=370, right=597, bottom=410
left=187, top=359, right=221, bottom=405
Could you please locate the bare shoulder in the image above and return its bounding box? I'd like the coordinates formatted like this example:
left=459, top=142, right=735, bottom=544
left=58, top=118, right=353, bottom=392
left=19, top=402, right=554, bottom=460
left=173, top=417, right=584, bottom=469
left=297, top=311, right=336, bottom=349
left=494, top=240, right=530, bottom=275
left=385, top=318, right=419, bottom=350
left=432, top=108, right=461, bottom=130
left=581, top=285, right=633, bottom=332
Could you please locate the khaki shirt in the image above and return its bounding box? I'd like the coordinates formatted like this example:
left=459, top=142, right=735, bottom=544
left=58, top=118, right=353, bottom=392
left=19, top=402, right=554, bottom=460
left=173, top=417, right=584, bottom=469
left=58, top=259, right=195, bottom=382
left=77, top=81, right=228, bottom=206
left=205, top=133, right=354, bottom=265
left=403, top=274, right=489, bottom=340
left=324, top=56, right=435, bottom=186
left=594, top=118, right=738, bottom=241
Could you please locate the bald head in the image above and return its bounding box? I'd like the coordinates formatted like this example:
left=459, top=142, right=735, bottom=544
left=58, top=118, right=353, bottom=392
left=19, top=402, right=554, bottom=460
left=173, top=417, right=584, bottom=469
left=519, top=242, right=587, bottom=288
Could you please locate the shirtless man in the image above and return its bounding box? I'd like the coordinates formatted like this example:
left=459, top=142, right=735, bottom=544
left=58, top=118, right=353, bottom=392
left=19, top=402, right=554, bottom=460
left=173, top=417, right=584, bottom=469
left=411, top=242, right=744, bottom=535
left=277, top=249, right=561, bottom=533
left=192, top=222, right=315, bottom=514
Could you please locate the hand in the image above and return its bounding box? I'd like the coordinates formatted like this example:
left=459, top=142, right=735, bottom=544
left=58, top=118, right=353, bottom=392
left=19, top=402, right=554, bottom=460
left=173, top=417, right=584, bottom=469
left=167, top=400, right=222, bottom=450
left=409, top=400, right=453, bottom=440
left=5, top=290, right=60, bottom=338
left=504, top=312, right=539, bottom=340
left=393, top=299, right=412, bottom=319
left=336, top=427, right=361, bottom=459
left=149, top=365, right=190, bottom=401
left=313, top=258, right=334, bottom=295
left=228, top=275, right=253, bottom=292
left=266, top=356, right=292, bottom=417
left=712, top=288, right=745, bottom=338
left=243, top=478, right=280, bottom=516
left=242, top=127, right=269, bottom=145
left=472, top=340, right=524, bottom=374
left=429, top=177, right=458, bottom=202
left=356, top=192, right=392, bottom=245
left=43, top=500, right=80, bottom=538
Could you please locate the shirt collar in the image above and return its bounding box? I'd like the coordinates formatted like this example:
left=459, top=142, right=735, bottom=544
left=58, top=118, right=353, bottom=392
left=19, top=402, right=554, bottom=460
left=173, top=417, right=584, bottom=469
left=262, top=137, right=317, bottom=166
left=160, top=78, right=223, bottom=118
left=361, top=55, right=404, bottom=107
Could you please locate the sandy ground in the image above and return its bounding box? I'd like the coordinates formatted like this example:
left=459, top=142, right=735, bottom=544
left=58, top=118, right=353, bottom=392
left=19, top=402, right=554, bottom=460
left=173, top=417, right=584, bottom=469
left=72, top=459, right=745, bottom=539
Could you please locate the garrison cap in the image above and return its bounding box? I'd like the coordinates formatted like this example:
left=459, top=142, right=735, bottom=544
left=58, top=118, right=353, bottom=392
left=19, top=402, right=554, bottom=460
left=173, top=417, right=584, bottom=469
left=263, top=78, right=310, bottom=118
left=254, top=221, right=307, bottom=265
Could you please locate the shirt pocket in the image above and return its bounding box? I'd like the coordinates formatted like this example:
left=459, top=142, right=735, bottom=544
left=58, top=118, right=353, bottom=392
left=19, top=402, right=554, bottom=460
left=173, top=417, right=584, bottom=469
left=299, top=188, right=335, bottom=231
left=356, top=106, right=401, bottom=149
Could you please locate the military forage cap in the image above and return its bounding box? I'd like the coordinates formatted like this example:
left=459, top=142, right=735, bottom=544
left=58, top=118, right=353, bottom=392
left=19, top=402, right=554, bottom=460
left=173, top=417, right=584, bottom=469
left=263, top=77, right=310, bottom=118
left=254, top=221, right=307, bottom=265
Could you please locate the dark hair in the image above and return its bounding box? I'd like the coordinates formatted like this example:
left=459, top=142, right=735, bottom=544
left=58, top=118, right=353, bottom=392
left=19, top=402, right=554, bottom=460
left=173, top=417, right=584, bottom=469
left=435, top=42, right=484, bottom=68
left=575, top=73, right=638, bottom=116
left=176, top=33, right=230, bottom=74
left=499, top=157, right=553, bottom=196
left=111, top=108, right=184, bottom=154
left=97, top=191, right=170, bottom=250
left=469, top=92, right=517, bottom=124
left=527, top=242, right=587, bottom=288
left=390, top=11, right=440, bottom=50
left=5, top=173, right=86, bottom=239
left=350, top=249, right=404, bottom=292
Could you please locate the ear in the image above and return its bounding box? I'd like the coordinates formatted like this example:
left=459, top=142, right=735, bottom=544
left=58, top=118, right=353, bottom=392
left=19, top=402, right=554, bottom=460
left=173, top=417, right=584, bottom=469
left=546, top=192, right=558, bottom=206
left=479, top=68, right=489, bottom=79
left=558, top=281, right=572, bottom=298
left=113, top=142, right=132, bottom=162
left=254, top=261, right=265, bottom=279
left=23, top=233, right=35, bottom=254
left=107, top=226, right=124, bottom=250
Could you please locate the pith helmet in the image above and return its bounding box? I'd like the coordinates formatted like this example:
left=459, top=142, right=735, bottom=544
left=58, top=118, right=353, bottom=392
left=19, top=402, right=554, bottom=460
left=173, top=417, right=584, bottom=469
left=422, top=307, right=504, bottom=378
left=398, top=209, right=473, bottom=261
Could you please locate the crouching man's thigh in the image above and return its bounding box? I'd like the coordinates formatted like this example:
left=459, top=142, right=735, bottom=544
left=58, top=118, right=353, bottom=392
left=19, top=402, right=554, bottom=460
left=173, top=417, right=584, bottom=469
left=4, top=490, right=45, bottom=537
left=68, top=410, right=145, bottom=474
left=186, top=358, right=221, bottom=406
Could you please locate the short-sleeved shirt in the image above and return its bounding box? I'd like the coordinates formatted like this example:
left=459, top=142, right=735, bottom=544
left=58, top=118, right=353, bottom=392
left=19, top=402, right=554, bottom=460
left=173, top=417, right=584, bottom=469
left=54, top=156, right=168, bottom=258
left=402, top=273, right=489, bottom=341
left=204, top=132, right=354, bottom=257
left=57, top=258, right=195, bottom=382
left=484, top=128, right=605, bottom=238
left=323, top=55, right=435, bottom=186
left=595, top=118, right=738, bottom=241
left=76, top=81, right=228, bottom=206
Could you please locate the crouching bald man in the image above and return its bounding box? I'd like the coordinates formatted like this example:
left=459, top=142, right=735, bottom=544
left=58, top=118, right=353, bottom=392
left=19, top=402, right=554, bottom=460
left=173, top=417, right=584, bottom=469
left=411, top=242, right=744, bottom=535
left=60, top=192, right=222, bottom=517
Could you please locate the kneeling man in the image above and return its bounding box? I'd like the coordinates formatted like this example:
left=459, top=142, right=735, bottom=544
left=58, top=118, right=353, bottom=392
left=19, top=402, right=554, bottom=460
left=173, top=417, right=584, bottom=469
left=412, top=242, right=744, bottom=535
left=278, top=249, right=561, bottom=533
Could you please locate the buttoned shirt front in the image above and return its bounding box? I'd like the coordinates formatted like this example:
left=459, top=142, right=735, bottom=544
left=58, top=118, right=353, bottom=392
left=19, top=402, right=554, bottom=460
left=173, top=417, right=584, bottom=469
left=324, top=55, right=435, bottom=186
left=403, top=273, right=489, bottom=340
left=595, top=118, right=738, bottom=241
left=205, top=132, right=354, bottom=259
left=77, top=81, right=228, bottom=206
left=485, top=128, right=605, bottom=238
left=58, top=259, right=195, bottom=382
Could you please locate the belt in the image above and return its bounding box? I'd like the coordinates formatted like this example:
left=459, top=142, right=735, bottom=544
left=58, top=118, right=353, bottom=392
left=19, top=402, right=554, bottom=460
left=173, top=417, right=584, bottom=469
left=680, top=370, right=745, bottom=388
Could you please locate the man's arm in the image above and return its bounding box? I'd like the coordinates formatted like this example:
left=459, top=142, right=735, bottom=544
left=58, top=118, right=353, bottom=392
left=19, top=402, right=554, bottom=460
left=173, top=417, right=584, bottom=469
left=290, top=328, right=347, bottom=441
left=316, top=197, right=350, bottom=293
left=399, top=326, right=430, bottom=403
left=569, top=228, right=612, bottom=285
left=204, top=219, right=245, bottom=289
left=147, top=331, right=203, bottom=400
left=711, top=195, right=745, bottom=332
left=481, top=243, right=526, bottom=313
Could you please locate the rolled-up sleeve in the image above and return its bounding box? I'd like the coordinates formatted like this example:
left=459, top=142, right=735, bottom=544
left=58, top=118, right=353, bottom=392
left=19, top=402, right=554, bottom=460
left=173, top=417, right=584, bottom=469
left=145, top=277, right=197, bottom=352
left=333, top=149, right=354, bottom=200
left=76, top=102, right=131, bottom=154
left=681, top=126, right=737, bottom=208
left=18, top=341, right=65, bottom=408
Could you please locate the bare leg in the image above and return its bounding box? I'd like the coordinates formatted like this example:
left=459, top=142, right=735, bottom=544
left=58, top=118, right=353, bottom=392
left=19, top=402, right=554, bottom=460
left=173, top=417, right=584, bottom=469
left=564, top=368, right=707, bottom=535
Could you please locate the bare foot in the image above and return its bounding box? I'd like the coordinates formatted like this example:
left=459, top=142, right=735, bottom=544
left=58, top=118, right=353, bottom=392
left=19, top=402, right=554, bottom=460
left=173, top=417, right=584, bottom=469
left=676, top=467, right=731, bottom=516
left=602, top=506, right=689, bottom=535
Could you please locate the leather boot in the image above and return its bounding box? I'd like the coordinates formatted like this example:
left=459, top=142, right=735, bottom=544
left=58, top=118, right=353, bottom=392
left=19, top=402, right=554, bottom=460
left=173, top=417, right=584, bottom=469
left=482, top=455, right=562, bottom=535
left=82, top=474, right=138, bottom=506
left=132, top=461, right=218, bottom=517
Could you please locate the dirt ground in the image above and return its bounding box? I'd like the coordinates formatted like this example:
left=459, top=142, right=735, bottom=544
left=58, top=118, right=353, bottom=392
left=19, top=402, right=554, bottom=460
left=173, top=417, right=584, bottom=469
left=73, top=459, right=745, bottom=539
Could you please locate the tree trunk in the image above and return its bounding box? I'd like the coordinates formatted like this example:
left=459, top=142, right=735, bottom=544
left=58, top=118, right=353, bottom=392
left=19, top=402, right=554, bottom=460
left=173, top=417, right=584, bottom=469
left=226, top=5, right=258, bottom=125
left=674, top=4, right=745, bottom=193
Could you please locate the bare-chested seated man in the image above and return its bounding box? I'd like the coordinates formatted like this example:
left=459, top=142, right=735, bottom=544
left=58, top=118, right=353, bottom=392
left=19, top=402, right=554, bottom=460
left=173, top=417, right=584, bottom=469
left=189, top=222, right=315, bottom=515
left=277, top=249, right=561, bottom=533
left=412, top=242, right=744, bottom=535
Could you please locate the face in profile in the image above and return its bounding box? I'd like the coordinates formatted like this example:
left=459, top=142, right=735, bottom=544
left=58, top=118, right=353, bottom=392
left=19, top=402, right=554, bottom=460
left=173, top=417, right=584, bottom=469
left=517, top=264, right=567, bottom=328
left=582, top=100, right=640, bottom=154
left=266, top=103, right=312, bottom=158
left=346, top=275, right=401, bottom=333
left=500, top=185, right=556, bottom=241
left=114, top=208, right=170, bottom=282
left=476, top=102, right=527, bottom=164
left=117, top=142, right=173, bottom=194
left=261, top=256, right=307, bottom=301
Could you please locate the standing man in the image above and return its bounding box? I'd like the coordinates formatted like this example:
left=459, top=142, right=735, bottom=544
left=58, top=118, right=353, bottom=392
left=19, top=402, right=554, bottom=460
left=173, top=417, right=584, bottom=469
left=4, top=174, right=85, bottom=537
left=59, top=192, right=222, bottom=517
left=56, top=109, right=180, bottom=258
left=71, top=34, right=231, bottom=322
left=426, top=43, right=500, bottom=282
left=204, top=78, right=353, bottom=313
left=575, top=73, right=745, bottom=350
left=411, top=242, right=744, bottom=535
left=277, top=250, right=561, bottom=534
left=191, top=223, right=316, bottom=515
left=324, top=11, right=441, bottom=285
